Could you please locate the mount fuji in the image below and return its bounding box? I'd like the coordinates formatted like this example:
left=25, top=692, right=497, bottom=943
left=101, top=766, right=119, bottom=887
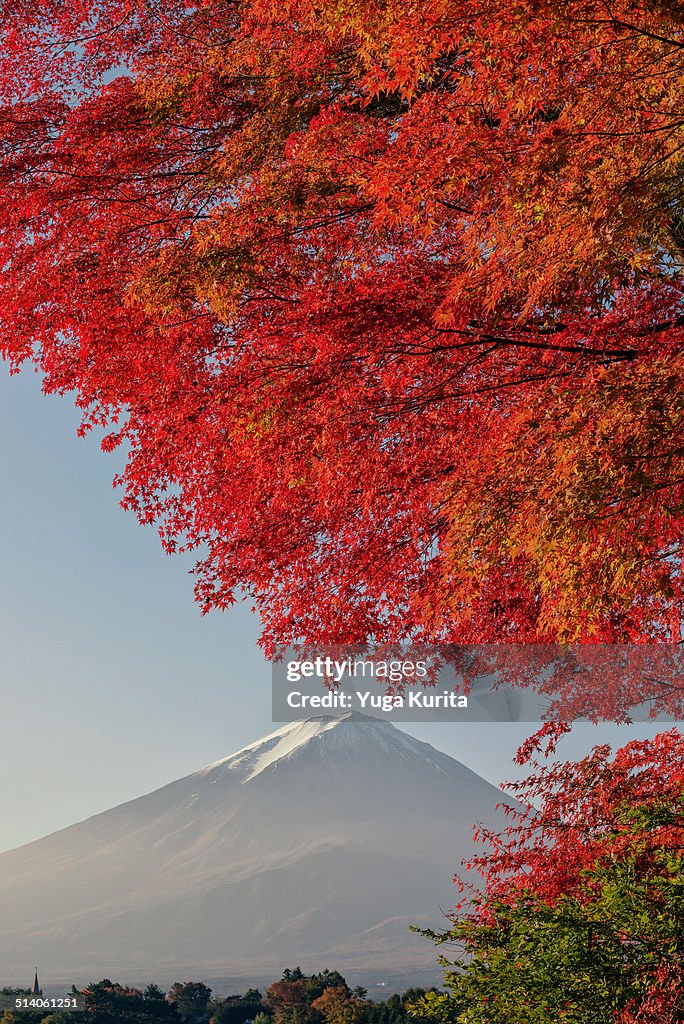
left=0, top=713, right=514, bottom=987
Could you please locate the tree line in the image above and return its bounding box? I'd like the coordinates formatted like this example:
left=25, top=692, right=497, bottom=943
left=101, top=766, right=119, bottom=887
left=0, top=967, right=436, bottom=1024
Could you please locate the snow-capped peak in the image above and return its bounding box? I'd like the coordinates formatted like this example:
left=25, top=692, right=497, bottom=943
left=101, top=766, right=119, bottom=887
left=194, top=712, right=460, bottom=784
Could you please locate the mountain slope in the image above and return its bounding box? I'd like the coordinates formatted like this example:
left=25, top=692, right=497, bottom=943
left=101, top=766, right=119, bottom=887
left=0, top=713, right=512, bottom=982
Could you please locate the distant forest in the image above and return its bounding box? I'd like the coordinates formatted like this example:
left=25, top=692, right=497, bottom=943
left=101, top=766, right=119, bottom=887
left=0, top=967, right=437, bottom=1024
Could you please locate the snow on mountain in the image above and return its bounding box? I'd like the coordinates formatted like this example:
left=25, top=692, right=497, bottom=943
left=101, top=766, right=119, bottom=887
left=0, top=713, right=513, bottom=984
left=199, top=717, right=345, bottom=781
left=198, top=713, right=464, bottom=783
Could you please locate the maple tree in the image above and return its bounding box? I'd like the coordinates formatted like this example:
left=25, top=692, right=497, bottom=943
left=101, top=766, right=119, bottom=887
left=0, top=1, right=684, bottom=694
left=411, top=730, right=684, bottom=1023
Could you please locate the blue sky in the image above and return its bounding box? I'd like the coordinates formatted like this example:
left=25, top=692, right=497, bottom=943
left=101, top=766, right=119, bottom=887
left=0, top=366, right=666, bottom=852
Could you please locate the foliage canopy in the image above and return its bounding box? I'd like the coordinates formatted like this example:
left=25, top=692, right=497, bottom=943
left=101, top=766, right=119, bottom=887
left=412, top=730, right=684, bottom=1023
left=1, top=2, right=684, bottom=666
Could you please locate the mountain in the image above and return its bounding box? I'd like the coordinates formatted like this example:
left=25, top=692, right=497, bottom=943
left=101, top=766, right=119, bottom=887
left=0, top=713, right=513, bottom=987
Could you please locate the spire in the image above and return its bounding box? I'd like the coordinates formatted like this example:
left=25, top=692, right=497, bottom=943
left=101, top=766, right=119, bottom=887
left=31, top=968, right=41, bottom=996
